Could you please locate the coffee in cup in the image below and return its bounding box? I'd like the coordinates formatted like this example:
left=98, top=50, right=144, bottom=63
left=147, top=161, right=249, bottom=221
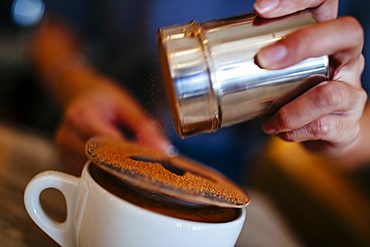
left=89, top=162, right=241, bottom=223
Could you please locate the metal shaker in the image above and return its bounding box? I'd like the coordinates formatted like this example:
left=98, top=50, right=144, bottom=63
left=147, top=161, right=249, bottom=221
left=157, top=11, right=329, bottom=138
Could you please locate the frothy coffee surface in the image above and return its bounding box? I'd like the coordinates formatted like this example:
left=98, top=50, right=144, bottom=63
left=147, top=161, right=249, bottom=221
left=89, top=163, right=241, bottom=223
left=85, top=136, right=249, bottom=208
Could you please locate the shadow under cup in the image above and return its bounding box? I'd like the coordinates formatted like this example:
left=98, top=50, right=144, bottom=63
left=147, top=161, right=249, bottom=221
left=88, top=162, right=242, bottom=223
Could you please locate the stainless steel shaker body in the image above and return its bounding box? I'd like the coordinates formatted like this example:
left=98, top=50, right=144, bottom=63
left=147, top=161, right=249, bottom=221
left=157, top=12, right=329, bottom=138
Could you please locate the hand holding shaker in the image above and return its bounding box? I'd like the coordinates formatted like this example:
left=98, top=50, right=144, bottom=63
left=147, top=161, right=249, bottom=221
left=157, top=11, right=329, bottom=137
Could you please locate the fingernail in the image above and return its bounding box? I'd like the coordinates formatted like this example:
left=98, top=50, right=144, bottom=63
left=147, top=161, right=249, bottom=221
left=158, top=140, right=172, bottom=154
left=254, top=0, right=279, bottom=14
left=257, top=44, right=287, bottom=69
left=262, top=120, right=276, bottom=134
left=166, top=145, right=179, bottom=157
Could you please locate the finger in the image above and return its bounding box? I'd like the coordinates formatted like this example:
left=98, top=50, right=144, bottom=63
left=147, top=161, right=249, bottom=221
left=111, top=91, right=173, bottom=154
left=64, top=104, right=124, bottom=140
left=256, top=16, right=364, bottom=70
left=254, top=0, right=338, bottom=21
left=115, top=111, right=172, bottom=154
left=332, top=54, right=365, bottom=86
left=276, top=114, right=360, bottom=146
left=262, top=80, right=366, bottom=133
left=137, top=121, right=173, bottom=154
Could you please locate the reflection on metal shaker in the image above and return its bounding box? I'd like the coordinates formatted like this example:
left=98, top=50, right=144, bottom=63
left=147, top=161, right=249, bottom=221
left=157, top=11, right=329, bottom=138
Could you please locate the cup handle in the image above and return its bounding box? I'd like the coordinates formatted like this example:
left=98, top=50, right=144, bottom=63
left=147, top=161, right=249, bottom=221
left=24, top=171, right=79, bottom=247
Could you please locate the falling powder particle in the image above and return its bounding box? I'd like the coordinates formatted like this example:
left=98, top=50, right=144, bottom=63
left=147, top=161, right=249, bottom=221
left=85, top=136, right=249, bottom=208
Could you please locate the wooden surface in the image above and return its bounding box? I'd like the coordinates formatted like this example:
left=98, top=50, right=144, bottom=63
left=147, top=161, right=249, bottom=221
left=0, top=122, right=63, bottom=247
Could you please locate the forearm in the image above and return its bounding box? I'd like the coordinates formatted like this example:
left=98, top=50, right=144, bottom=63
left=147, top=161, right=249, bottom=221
left=30, top=18, right=102, bottom=107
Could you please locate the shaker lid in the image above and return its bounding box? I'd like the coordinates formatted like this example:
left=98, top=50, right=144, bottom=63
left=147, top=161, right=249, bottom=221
left=157, top=22, right=219, bottom=138
left=85, top=136, right=249, bottom=208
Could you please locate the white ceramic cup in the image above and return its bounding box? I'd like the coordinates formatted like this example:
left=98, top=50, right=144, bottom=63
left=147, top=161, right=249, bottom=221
left=24, top=162, right=246, bottom=247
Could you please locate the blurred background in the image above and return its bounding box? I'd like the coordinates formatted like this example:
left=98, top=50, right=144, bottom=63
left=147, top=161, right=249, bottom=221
left=0, top=0, right=58, bottom=135
left=0, top=0, right=369, bottom=246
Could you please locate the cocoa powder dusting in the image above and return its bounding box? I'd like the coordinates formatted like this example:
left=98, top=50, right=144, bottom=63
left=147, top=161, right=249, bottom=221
left=86, top=136, right=249, bottom=207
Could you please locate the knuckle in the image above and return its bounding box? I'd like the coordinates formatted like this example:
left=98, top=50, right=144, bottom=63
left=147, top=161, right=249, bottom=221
left=350, top=124, right=361, bottom=142
left=64, top=105, right=78, bottom=120
left=357, top=87, right=368, bottom=105
left=279, top=131, right=297, bottom=142
left=64, top=104, right=85, bottom=127
left=274, top=108, right=298, bottom=131
left=340, top=16, right=364, bottom=41
left=278, top=118, right=331, bottom=143
left=307, top=118, right=331, bottom=140
left=358, top=55, right=365, bottom=72
left=314, top=83, right=347, bottom=110
left=352, top=90, right=369, bottom=116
